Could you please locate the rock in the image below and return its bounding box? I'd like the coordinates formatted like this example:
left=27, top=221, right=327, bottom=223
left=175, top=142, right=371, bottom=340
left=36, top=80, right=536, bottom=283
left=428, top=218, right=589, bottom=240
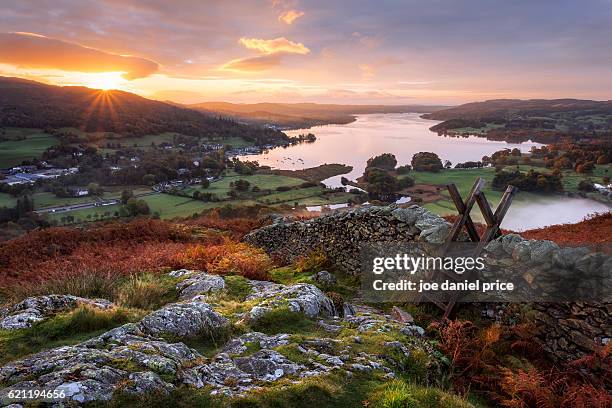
left=400, top=325, right=425, bottom=337
left=222, top=332, right=290, bottom=355
left=0, top=295, right=113, bottom=330
left=167, top=269, right=198, bottom=278
left=318, top=320, right=342, bottom=332
left=139, top=301, right=229, bottom=337
left=312, top=270, right=337, bottom=286
left=234, top=350, right=302, bottom=381
left=390, top=306, right=414, bottom=324
left=343, top=303, right=356, bottom=317
left=176, top=272, right=226, bottom=299
left=124, top=371, right=175, bottom=395
left=247, top=282, right=336, bottom=320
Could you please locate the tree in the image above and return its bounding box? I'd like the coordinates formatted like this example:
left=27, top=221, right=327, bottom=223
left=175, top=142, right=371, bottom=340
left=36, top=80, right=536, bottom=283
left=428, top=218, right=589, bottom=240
left=366, top=153, right=397, bottom=171
left=143, top=174, right=156, bottom=185
left=234, top=179, right=251, bottom=191
left=411, top=152, right=443, bottom=172
left=201, top=178, right=210, bottom=189
left=120, top=189, right=133, bottom=204
left=366, top=169, right=399, bottom=194
left=125, top=198, right=150, bottom=216
left=87, top=182, right=103, bottom=196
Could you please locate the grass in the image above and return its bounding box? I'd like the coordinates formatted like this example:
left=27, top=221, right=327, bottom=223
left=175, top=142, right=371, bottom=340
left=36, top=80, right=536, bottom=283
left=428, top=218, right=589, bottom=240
left=0, top=306, right=143, bottom=364
left=257, top=186, right=325, bottom=204
left=0, top=192, right=17, bottom=208
left=115, top=273, right=178, bottom=310
left=369, top=379, right=479, bottom=408
left=31, top=191, right=96, bottom=209
left=186, top=171, right=307, bottom=199
left=250, top=307, right=320, bottom=335
left=0, top=128, right=59, bottom=168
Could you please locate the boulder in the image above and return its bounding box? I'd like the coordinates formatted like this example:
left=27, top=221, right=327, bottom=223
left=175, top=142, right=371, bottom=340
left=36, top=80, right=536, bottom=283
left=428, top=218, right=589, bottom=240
left=0, top=295, right=113, bottom=330
left=246, top=282, right=336, bottom=319
left=175, top=272, right=226, bottom=299
left=139, top=300, right=229, bottom=337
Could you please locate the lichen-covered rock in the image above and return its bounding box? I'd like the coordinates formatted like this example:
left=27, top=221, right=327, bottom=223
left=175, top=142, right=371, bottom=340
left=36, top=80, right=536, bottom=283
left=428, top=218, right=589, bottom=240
left=124, top=371, right=175, bottom=395
left=0, top=295, right=113, bottom=330
left=313, top=270, right=337, bottom=286
left=139, top=300, right=229, bottom=337
left=234, top=350, right=302, bottom=381
left=222, top=332, right=291, bottom=355
left=175, top=272, right=226, bottom=299
left=247, top=282, right=336, bottom=319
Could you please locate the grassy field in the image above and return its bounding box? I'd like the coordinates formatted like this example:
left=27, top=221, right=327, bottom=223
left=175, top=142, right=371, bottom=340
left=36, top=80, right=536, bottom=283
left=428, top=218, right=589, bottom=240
left=95, top=132, right=253, bottom=153
left=0, top=192, right=17, bottom=208
left=0, top=128, right=59, bottom=168
left=185, top=171, right=306, bottom=199
left=31, top=192, right=96, bottom=209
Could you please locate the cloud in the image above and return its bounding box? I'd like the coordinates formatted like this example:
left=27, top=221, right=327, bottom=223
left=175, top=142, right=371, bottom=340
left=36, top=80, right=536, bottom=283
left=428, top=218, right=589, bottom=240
left=0, top=32, right=159, bottom=80
left=222, top=54, right=283, bottom=71
left=239, top=37, right=310, bottom=55
left=278, top=10, right=304, bottom=24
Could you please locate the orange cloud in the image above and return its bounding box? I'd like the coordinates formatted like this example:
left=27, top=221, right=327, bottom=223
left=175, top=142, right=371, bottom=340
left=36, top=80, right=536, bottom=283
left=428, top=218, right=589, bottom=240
left=222, top=54, right=283, bottom=71
left=239, top=37, right=310, bottom=55
left=0, top=32, right=159, bottom=80
left=278, top=10, right=304, bottom=24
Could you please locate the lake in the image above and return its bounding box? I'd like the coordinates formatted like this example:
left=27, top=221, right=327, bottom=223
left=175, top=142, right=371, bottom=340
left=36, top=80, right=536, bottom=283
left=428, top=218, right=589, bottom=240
left=239, top=113, right=610, bottom=230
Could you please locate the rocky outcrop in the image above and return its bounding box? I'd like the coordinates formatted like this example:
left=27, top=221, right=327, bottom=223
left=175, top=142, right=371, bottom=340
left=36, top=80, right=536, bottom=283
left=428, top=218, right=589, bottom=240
left=246, top=281, right=337, bottom=320
left=0, top=295, right=114, bottom=330
left=138, top=299, right=229, bottom=337
left=246, top=205, right=611, bottom=363
left=174, top=272, right=226, bottom=300
left=244, top=205, right=451, bottom=275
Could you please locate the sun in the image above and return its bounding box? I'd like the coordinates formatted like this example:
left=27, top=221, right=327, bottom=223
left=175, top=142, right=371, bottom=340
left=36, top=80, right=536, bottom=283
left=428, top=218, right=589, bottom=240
left=81, top=72, right=126, bottom=91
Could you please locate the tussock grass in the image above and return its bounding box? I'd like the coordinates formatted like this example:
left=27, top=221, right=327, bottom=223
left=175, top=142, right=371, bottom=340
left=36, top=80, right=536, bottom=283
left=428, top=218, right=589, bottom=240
left=0, top=306, right=143, bottom=364
left=115, top=273, right=178, bottom=310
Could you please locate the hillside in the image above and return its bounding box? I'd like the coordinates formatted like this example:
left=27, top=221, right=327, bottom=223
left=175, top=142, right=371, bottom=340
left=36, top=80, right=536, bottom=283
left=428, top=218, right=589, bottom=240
left=423, top=98, right=612, bottom=143
left=0, top=206, right=609, bottom=407
left=0, top=77, right=287, bottom=144
left=187, top=101, right=448, bottom=129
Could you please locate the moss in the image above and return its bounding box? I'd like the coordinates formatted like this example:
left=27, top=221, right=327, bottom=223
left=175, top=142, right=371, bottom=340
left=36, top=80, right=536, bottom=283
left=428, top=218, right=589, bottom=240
left=368, top=380, right=479, bottom=408
left=268, top=266, right=312, bottom=285
left=250, top=307, right=320, bottom=335
left=230, top=372, right=379, bottom=408
left=224, top=274, right=253, bottom=301
left=275, top=343, right=310, bottom=365
left=0, top=306, right=143, bottom=364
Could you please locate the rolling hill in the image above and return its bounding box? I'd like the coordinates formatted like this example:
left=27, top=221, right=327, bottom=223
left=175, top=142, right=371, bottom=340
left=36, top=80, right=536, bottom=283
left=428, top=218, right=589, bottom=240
left=0, top=77, right=287, bottom=144
left=423, top=98, right=612, bottom=143
left=187, top=101, right=449, bottom=129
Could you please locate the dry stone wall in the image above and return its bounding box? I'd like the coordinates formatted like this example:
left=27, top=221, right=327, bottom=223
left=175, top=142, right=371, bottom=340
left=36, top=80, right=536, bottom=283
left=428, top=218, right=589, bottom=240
left=245, top=205, right=611, bottom=362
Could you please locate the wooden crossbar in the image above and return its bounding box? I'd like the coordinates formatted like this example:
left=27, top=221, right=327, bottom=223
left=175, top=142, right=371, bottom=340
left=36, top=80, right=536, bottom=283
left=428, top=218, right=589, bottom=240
left=422, top=178, right=517, bottom=318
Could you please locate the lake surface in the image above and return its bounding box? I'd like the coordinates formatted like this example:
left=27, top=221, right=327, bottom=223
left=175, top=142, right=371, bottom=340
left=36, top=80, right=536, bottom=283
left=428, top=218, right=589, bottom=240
left=241, top=113, right=543, bottom=188
left=239, top=113, right=610, bottom=230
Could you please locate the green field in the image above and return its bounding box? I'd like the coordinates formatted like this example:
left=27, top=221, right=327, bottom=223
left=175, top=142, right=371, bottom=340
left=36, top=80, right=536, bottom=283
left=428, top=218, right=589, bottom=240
left=0, top=128, right=59, bottom=168
left=185, top=171, right=306, bottom=199
left=31, top=192, right=96, bottom=209
left=0, top=192, right=17, bottom=208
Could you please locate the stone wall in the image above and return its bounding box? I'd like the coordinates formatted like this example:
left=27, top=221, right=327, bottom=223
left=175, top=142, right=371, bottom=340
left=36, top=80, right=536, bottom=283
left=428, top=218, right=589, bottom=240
left=244, top=204, right=611, bottom=362
left=245, top=205, right=451, bottom=274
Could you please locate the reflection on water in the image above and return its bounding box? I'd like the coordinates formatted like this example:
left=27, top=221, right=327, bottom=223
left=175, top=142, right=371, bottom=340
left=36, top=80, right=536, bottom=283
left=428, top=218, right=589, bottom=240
left=239, top=113, right=610, bottom=229
left=499, top=196, right=611, bottom=231
left=239, top=113, right=542, bottom=188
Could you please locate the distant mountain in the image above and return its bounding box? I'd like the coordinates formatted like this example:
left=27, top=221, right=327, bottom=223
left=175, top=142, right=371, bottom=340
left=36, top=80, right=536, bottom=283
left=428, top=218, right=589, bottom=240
left=422, top=99, right=612, bottom=143
left=0, top=77, right=287, bottom=144
left=187, top=101, right=448, bottom=129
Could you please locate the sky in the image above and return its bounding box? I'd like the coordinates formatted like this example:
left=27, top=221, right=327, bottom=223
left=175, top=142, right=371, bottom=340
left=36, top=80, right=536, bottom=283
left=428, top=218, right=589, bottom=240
left=0, top=0, right=611, bottom=105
